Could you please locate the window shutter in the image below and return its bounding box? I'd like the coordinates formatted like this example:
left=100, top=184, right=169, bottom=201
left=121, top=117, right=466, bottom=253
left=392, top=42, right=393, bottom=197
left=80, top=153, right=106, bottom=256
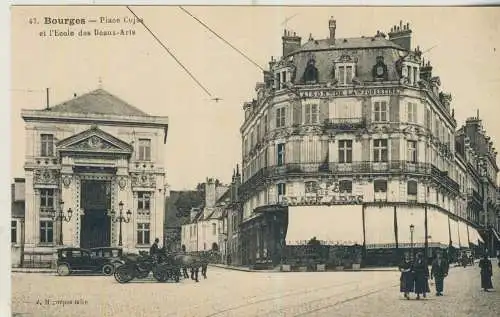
left=293, top=102, right=302, bottom=125
left=389, top=96, right=400, bottom=122
left=362, top=98, right=371, bottom=124
left=361, top=138, right=370, bottom=161
left=319, top=100, right=329, bottom=124
left=391, top=138, right=400, bottom=161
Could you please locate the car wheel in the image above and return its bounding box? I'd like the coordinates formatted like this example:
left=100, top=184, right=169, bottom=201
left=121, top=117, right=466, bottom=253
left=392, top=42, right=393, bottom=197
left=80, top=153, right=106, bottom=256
left=102, top=264, right=114, bottom=276
left=57, top=264, right=70, bottom=276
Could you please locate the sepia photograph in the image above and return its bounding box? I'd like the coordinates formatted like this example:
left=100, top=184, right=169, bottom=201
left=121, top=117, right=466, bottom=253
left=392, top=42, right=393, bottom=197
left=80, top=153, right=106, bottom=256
left=6, top=3, right=500, bottom=317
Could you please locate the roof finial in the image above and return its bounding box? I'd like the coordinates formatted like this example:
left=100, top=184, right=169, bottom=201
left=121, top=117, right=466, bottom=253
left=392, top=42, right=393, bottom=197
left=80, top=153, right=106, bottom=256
left=98, top=76, right=103, bottom=89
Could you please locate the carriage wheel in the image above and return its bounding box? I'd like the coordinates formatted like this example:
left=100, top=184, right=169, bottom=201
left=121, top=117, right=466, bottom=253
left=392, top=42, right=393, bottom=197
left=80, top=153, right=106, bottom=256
left=153, top=268, right=168, bottom=282
left=114, top=266, right=134, bottom=284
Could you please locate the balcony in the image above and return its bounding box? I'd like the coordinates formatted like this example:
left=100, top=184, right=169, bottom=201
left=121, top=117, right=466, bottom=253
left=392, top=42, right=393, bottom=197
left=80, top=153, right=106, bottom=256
left=467, top=190, right=483, bottom=206
left=324, top=118, right=366, bottom=131
left=430, top=165, right=460, bottom=193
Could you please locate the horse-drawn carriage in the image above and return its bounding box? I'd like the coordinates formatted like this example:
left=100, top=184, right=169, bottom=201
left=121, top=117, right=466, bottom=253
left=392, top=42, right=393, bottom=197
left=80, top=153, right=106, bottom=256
left=113, top=249, right=208, bottom=284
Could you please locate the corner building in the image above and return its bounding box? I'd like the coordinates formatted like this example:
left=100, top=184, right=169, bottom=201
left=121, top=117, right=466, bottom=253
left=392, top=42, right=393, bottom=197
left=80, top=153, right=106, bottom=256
left=21, top=89, right=169, bottom=263
left=238, top=19, right=486, bottom=267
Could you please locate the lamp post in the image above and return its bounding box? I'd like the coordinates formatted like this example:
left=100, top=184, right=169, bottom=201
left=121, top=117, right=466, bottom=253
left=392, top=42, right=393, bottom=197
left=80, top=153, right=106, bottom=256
left=110, top=201, right=132, bottom=246
left=51, top=200, right=73, bottom=245
left=410, top=224, right=415, bottom=260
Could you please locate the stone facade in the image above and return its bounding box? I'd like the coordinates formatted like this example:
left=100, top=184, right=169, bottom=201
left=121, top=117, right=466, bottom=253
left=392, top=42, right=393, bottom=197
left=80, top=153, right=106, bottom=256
left=237, top=19, right=499, bottom=266
left=20, top=89, right=169, bottom=256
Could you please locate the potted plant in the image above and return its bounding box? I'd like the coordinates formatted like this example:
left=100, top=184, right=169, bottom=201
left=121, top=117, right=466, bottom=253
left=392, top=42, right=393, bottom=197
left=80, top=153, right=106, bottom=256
left=352, top=250, right=362, bottom=270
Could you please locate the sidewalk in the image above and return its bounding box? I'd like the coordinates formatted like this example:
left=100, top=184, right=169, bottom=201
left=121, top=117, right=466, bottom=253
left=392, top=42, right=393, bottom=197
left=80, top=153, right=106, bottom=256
left=210, top=260, right=484, bottom=273
left=210, top=263, right=399, bottom=272
left=11, top=267, right=55, bottom=274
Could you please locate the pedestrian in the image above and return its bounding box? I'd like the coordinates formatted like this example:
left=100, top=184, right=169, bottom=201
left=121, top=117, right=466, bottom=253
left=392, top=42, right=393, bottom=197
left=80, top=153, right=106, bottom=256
left=430, top=250, right=449, bottom=296
left=478, top=254, right=494, bottom=292
left=398, top=252, right=414, bottom=299
left=150, top=238, right=160, bottom=256
left=412, top=252, right=429, bottom=300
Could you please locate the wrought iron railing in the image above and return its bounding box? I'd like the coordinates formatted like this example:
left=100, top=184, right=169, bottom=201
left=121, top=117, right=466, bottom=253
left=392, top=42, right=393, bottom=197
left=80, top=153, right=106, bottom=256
left=324, top=118, right=367, bottom=130
left=239, top=161, right=460, bottom=196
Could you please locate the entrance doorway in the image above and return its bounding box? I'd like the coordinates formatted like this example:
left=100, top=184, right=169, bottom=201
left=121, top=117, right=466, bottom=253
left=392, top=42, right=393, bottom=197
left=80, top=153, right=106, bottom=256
left=80, top=180, right=112, bottom=248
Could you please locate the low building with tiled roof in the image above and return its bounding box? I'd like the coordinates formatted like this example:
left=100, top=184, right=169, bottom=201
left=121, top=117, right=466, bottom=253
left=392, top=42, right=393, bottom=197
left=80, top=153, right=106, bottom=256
left=19, top=88, right=169, bottom=264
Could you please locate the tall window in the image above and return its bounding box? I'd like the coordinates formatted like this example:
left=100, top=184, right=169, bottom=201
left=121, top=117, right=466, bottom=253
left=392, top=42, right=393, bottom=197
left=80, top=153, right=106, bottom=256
left=277, top=183, right=286, bottom=198
left=40, top=221, right=53, bottom=243
left=338, top=140, right=353, bottom=163
left=212, top=223, right=217, bottom=235
left=305, top=181, right=317, bottom=194
left=40, top=189, right=54, bottom=209
left=304, top=104, right=319, bottom=124
left=337, top=65, right=354, bottom=85
left=277, top=143, right=286, bottom=166
left=138, top=139, right=151, bottom=161
left=373, top=101, right=388, bottom=122
left=373, top=139, right=388, bottom=162
left=137, top=223, right=150, bottom=245
left=407, top=141, right=417, bottom=163
left=138, top=192, right=151, bottom=212
left=407, top=102, right=417, bottom=123
left=407, top=180, right=418, bottom=202
left=40, top=134, right=54, bottom=157
left=11, top=220, right=17, bottom=243
left=374, top=179, right=388, bottom=201
left=276, top=107, right=286, bottom=128
left=339, top=180, right=352, bottom=193
left=425, top=108, right=431, bottom=129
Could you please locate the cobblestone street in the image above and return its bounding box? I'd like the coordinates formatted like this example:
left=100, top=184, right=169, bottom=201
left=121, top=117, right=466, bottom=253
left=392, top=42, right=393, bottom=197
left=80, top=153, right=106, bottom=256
left=11, top=260, right=500, bottom=317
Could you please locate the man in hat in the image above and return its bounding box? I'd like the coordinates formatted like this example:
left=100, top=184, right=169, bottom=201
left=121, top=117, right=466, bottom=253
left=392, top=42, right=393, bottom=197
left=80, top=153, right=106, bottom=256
left=431, top=250, right=449, bottom=296
left=150, top=238, right=160, bottom=256
left=412, top=252, right=429, bottom=300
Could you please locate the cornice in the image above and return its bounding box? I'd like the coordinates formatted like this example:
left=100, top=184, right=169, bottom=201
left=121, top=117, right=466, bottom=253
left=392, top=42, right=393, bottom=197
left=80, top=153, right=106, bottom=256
left=21, top=110, right=169, bottom=128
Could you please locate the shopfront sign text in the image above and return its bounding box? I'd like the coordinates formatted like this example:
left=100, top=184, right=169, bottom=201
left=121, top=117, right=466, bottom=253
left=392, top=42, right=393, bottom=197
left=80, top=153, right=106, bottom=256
left=300, top=87, right=400, bottom=99
left=282, top=194, right=363, bottom=206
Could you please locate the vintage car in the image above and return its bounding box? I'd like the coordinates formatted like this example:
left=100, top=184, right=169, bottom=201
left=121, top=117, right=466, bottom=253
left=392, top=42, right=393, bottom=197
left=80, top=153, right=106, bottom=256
left=56, top=247, right=116, bottom=276
left=90, top=247, right=125, bottom=268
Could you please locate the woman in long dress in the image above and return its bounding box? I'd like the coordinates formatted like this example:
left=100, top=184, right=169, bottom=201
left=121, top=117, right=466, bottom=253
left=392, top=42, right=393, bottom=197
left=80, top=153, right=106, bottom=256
left=412, top=252, right=429, bottom=300
left=478, top=254, right=493, bottom=291
left=398, top=252, right=414, bottom=299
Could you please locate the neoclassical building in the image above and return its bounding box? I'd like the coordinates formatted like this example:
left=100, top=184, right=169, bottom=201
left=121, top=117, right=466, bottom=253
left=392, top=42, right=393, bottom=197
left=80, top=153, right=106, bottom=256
left=237, top=19, right=495, bottom=267
left=21, top=89, right=169, bottom=261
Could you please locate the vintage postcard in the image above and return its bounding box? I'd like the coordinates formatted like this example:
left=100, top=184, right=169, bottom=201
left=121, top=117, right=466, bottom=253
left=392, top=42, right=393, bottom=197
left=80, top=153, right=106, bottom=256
left=7, top=4, right=500, bottom=317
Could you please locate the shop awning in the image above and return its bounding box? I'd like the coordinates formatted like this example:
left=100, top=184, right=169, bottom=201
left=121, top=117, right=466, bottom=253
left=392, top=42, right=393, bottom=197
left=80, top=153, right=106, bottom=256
left=458, top=220, right=469, bottom=248
left=492, top=228, right=500, bottom=243
left=396, top=207, right=425, bottom=248
left=428, top=209, right=451, bottom=247
left=285, top=205, right=363, bottom=246
left=364, top=207, right=396, bottom=249
left=449, top=218, right=460, bottom=248
left=467, top=225, right=483, bottom=245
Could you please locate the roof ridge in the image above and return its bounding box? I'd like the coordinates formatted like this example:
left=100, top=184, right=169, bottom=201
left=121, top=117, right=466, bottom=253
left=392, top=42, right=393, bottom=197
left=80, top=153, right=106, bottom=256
left=45, top=88, right=150, bottom=117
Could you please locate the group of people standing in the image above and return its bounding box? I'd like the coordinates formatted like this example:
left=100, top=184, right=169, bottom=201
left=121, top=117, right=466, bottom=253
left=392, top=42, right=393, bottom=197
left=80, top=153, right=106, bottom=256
left=399, top=251, right=448, bottom=300
left=399, top=250, right=495, bottom=299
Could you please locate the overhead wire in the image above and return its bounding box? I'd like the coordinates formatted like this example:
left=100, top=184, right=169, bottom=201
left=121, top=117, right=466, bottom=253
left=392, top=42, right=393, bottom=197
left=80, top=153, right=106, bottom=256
left=178, top=6, right=265, bottom=72
left=126, top=6, right=214, bottom=97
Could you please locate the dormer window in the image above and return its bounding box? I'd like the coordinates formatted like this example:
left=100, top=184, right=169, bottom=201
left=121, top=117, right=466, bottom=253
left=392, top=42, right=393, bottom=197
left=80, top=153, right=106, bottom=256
left=302, top=57, right=319, bottom=84
left=334, top=54, right=356, bottom=85
left=402, top=63, right=420, bottom=85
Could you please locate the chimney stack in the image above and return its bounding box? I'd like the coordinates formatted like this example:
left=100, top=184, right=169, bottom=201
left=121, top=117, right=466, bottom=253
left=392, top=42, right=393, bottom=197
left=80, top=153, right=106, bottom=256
left=282, top=30, right=301, bottom=57
left=329, top=17, right=336, bottom=43
left=388, top=20, right=412, bottom=51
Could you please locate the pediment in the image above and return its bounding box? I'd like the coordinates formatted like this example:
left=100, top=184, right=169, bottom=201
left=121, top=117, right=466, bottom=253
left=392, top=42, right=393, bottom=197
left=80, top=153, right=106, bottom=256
left=57, top=126, right=133, bottom=155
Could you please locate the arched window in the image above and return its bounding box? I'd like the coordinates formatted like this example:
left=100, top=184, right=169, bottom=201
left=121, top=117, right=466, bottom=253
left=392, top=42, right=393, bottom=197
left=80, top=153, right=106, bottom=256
left=302, top=59, right=319, bottom=84
left=212, top=242, right=219, bottom=251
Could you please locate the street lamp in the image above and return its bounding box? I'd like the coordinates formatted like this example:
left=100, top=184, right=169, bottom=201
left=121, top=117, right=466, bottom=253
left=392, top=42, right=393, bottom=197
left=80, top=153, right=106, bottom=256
left=51, top=200, right=73, bottom=245
left=410, top=224, right=415, bottom=260
left=110, top=201, right=132, bottom=246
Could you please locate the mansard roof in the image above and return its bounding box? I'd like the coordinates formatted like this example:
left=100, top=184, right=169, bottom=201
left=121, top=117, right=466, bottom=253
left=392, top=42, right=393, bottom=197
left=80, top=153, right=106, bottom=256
left=57, top=125, right=133, bottom=155
left=46, top=89, right=149, bottom=117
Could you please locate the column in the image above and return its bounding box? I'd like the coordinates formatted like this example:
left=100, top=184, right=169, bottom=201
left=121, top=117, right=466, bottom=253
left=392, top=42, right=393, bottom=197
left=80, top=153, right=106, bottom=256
left=60, top=173, right=75, bottom=246
left=24, top=171, right=37, bottom=247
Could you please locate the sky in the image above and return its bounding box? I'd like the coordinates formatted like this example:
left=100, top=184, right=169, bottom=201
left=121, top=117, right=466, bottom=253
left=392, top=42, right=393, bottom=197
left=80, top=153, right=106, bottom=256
left=10, top=6, right=500, bottom=190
